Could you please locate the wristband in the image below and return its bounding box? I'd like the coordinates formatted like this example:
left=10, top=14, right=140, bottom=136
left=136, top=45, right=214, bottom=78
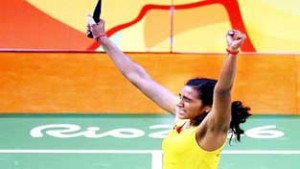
left=226, top=48, right=239, bottom=55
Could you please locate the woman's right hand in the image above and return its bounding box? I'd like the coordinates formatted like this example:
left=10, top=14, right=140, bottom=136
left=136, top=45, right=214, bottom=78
left=226, top=30, right=247, bottom=51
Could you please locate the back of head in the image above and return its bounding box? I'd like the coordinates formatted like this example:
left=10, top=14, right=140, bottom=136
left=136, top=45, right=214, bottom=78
left=185, top=78, right=217, bottom=106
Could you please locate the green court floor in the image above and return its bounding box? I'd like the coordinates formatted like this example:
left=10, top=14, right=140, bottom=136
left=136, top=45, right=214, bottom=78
left=0, top=114, right=299, bottom=169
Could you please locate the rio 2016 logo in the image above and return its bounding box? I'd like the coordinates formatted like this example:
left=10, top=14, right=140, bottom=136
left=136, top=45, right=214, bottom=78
left=30, top=124, right=284, bottom=139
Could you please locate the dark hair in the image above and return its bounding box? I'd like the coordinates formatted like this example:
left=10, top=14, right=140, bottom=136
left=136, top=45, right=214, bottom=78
left=185, top=78, right=217, bottom=106
left=185, top=78, right=251, bottom=143
left=230, top=101, right=251, bottom=143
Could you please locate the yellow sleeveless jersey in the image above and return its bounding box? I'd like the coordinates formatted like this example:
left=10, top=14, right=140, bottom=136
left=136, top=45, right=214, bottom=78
left=162, top=119, right=225, bottom=169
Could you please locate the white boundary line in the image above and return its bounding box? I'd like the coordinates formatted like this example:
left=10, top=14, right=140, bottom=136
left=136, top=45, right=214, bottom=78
left=151, top=150, right=163, bottom=169
left=0, top=149, right=155, bottom=154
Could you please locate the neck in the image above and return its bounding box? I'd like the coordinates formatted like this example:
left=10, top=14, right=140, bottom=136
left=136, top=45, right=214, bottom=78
left=191, top=112, right=208, bottom=126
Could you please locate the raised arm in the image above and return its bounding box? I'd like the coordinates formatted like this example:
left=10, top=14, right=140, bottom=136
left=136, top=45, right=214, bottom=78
left=209, top=30, right=246, bottom=129
left=87, top=17, right=177, bottom=114
left=196, top=30, right=246, bottom=151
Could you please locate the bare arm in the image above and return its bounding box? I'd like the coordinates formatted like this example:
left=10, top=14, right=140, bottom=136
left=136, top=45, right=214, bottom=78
left=209, top=30, right=246, bottom=130
left=197, top=30, right=246, bottom=151
left=88, top=17, right=177, bottom=114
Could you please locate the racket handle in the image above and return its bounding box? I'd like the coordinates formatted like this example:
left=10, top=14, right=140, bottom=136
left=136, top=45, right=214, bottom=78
left=87, top=33, right=93, bottom=38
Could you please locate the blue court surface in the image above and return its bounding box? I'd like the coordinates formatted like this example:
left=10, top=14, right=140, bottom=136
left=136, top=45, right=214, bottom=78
left=0, top=114, right=299, bottom=169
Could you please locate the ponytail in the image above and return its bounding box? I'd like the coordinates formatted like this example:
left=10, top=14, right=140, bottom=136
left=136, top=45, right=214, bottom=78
left=229, top=101, right=251, bottom=143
